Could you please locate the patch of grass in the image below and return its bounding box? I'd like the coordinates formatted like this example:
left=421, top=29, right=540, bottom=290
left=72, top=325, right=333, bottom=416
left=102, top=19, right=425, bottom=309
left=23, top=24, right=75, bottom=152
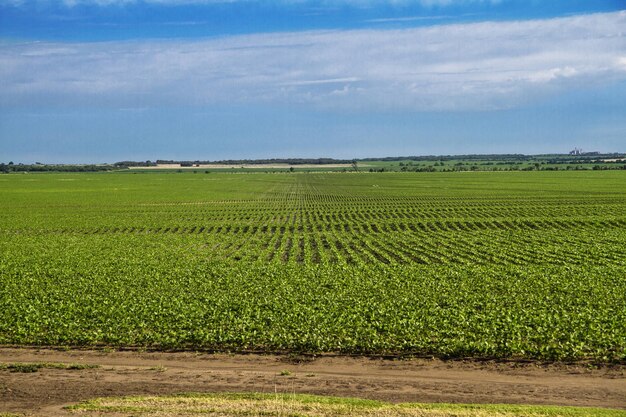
left=1, top=363, right=40, bottom=373
left=279, top=369, right=292, bottom=376
left=67, top=393, right=626, bottom=416
left=401, top=402, right=626, bottom=416
left=63, top=362, right=98, bottom=370
left=0, top=362, right=99, bottom=373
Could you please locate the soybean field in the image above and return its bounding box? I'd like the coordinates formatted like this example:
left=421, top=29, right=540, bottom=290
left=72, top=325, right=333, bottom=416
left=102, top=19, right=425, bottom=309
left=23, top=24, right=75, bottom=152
left=1, top=171, right=625, bottom=361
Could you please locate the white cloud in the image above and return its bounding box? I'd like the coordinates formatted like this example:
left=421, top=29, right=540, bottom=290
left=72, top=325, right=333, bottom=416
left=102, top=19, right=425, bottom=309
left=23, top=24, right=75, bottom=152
left=281, top=77, right=361, bottom=86
left=1, top=11, right=626, bottom=111
left=0, top=0, right=511, bottom=7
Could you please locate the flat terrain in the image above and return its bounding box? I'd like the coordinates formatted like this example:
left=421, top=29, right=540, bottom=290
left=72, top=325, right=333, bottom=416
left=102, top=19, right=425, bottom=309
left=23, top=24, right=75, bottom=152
left=1, top=171, right=626, bottom=414
left=1, top=171, right=625, bottom=360
left=130, top=163, right=358, bottom=170
left=1, top=348, right=625, bottom=416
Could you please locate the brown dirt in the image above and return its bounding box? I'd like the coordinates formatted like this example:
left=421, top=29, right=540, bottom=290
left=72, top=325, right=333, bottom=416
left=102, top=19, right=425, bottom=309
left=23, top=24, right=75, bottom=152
left=1, top=348, right=625, bottom=416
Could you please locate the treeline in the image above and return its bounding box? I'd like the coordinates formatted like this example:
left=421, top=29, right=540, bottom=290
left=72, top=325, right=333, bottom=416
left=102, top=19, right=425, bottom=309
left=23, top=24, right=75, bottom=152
left=396, top=164, right=626, bottom=172
left=0, top=162, right=121, bottom=173
left=545, top=156, right=626, bottom=164
left=360, top=154, right=529, bottom=162
left=360, top=153, right=625, bottom=163
left=149, top=158, right=353, bottom=166
left=112, top=154, right=625, bottom=168
left=113, top=161, right=157, bottom=167
left=4, top=153, right=624, bottom=173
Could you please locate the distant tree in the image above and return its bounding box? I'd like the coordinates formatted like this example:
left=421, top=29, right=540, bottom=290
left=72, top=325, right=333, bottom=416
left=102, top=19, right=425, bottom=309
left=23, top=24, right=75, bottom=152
left=351, top=159, right=359, bottom=172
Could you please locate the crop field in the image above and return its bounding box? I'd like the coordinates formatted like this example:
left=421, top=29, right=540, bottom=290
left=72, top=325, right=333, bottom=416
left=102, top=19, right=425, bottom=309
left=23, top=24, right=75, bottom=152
left=0, top=171, right=625, bottom=361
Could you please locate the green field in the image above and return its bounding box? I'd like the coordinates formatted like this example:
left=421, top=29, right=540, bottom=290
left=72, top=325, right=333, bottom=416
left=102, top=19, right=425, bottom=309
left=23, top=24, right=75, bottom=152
left=69, top=393, right=626, bottom=417
left=1, top=171, right=625, bottom=361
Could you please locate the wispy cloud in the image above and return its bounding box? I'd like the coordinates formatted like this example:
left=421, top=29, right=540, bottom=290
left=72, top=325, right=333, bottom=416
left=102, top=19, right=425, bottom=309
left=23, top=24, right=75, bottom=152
left=365, top=15, right=454, bottom=23
left=281, top=77, right=361, bottom=86
left=2, top=0, right=509, bottom=7
left=1, top=11, right=625, bottom=111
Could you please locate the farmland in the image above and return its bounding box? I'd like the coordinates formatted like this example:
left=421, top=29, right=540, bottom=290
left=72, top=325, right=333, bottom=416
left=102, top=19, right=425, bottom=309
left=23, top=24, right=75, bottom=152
left=0, top=171, right=625, bottom=361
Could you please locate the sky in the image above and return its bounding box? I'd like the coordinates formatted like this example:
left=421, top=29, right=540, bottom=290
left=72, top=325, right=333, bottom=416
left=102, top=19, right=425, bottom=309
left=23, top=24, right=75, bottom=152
left=1, top=0, right=626, bottom=163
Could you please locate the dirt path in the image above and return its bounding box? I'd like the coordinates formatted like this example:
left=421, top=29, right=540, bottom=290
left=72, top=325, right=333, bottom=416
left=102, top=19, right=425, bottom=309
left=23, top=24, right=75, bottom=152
left=1, top=348, right=625, bottom=416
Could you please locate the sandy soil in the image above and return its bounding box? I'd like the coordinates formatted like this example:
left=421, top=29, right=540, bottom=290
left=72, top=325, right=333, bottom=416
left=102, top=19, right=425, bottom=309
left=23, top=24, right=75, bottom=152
left=1, top=348, right=625, bottom=416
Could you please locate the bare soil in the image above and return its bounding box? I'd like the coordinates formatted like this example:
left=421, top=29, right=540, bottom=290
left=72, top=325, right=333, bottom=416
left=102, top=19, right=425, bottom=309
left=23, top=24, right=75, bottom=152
left=1, top=348, right=625, bottom=416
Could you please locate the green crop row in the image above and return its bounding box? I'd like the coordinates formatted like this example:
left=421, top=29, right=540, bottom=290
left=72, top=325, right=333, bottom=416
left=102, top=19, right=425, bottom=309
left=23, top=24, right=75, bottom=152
left=1, top=171, right=625, bottom=361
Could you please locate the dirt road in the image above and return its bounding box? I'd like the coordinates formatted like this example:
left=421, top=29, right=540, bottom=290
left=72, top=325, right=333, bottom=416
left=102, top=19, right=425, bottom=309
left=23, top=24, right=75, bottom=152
left=1, top=348, right=625, bottom=416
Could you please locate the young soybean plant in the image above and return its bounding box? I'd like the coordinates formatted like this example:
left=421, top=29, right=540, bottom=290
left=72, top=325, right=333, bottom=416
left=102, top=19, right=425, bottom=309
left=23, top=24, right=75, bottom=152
left=0, top=171, right=625, bottom=361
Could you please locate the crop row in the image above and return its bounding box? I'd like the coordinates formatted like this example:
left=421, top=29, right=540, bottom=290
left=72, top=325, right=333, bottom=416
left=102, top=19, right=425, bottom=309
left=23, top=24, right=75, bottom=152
left=2, top=222, right=623, bottom=267
left=1, top=232, right=624, bottom=360
left=1, top=171, right=625, bottom=361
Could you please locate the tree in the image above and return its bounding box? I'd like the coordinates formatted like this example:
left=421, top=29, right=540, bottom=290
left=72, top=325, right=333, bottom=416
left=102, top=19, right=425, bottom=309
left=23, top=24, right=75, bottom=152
left=351, top=159, right=359, bottom=172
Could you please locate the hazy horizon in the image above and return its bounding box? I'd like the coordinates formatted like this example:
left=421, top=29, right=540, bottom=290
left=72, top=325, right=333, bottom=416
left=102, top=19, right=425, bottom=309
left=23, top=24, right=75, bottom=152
left=4, top=151, right=626, bottom=166
left=1, top=1, right=625, bottom=163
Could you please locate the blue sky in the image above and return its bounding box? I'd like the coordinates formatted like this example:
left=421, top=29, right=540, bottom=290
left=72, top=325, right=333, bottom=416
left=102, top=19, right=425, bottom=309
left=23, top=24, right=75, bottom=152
left=1, top=1, right=626, bottom=163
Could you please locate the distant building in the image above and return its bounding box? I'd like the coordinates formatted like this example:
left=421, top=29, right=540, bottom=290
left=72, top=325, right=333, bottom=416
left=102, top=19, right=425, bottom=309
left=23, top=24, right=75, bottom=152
left=569, top=147, right=582, bottom=155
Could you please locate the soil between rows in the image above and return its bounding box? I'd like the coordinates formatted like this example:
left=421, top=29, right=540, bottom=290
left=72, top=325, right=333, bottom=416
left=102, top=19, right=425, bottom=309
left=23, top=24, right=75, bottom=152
left=1, top=348, right=625, bottom=416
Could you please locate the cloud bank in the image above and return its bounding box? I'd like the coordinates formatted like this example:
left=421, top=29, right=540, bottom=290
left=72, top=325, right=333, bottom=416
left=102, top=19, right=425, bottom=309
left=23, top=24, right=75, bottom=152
left=1, top=11, right=625, bottom=111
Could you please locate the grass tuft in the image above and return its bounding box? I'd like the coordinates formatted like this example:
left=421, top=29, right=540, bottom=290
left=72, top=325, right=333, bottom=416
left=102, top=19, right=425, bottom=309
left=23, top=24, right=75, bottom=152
left=0, top=362, right=99, bottom=373
left=67, top=392, right=626, bottom=416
